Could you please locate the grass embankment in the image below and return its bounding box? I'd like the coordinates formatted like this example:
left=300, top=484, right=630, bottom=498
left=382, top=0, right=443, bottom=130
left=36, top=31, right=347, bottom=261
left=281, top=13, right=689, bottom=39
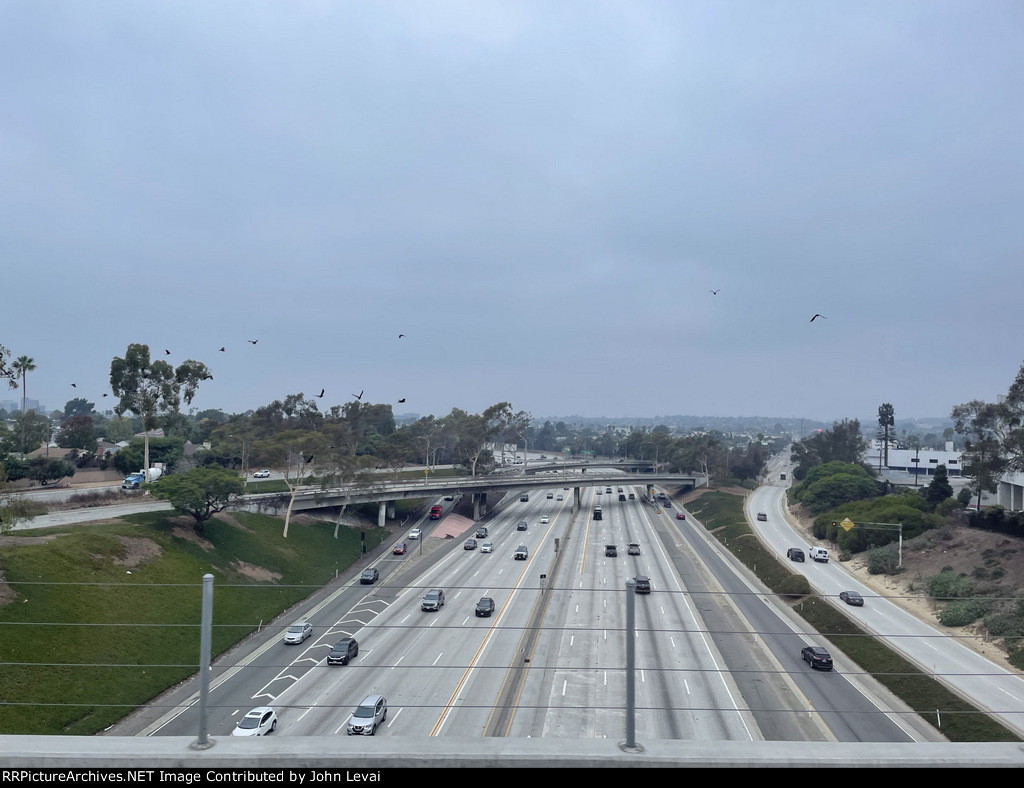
left=0, top=510, right=388, bottom=735
left=684, top=490, right=1020, bottom=743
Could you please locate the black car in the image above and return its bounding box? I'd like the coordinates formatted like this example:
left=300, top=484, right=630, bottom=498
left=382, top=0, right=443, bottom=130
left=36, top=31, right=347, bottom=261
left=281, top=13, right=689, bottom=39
left=359, top=568, right=379, bottom=585
left=801, top=646, right=834, bottom=670
left=327, top=637, right=359, bottom=666
left=787, top=548, right=805, bottom=562
left=840, top=591, right=864, bottom=606
left=634, top=576, right=651, bottom=594
left=517, top=521, right=528, bottom=531
left=627, top=543, right=640, bottom=556
left=475, top=527, right=488, bottom=538
left=475, top=597, right=495, bottom=617
left=605, top=545, right=617, bottom=557
left=464, top=539, right=477, bottom=550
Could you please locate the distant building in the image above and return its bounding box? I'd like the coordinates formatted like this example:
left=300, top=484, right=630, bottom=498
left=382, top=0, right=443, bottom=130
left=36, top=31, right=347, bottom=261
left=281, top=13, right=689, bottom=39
left=865, top=440, right=962, bottom=478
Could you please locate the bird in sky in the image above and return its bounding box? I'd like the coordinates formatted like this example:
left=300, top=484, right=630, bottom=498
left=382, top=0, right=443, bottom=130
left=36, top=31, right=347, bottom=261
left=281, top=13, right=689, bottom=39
left=70, top=383, right=76, bottom=388
left=317, top=389, right=325, bottom=398
left=165, top=349, right=170, bottom=355
left=810, top=314, right=827, bottom=322
left=710, top=289, right=719, bottom=295
left=102, top=393, right=108, bottom=397
left=202, top=374, right=213, bottom=381
left=398, top=398, right=406, bottom=403
left=248, top=339, right=258, bottom=345
left=398, top=333, right=405, bottom=338
left=219, top=347, right=226, bottom=352
left=353, top=390, right=364, bottom=400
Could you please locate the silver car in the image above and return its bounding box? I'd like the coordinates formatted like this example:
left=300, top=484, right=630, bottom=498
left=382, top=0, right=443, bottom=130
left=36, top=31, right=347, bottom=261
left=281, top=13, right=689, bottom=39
left=346, top=694, right=388, bottom=736
left=283, top=622, right=312, bottom=644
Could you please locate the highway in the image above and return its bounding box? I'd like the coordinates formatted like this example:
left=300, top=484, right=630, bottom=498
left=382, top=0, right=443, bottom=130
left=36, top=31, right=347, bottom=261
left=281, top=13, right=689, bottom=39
left=112, top=481, right=940, bottom=743
left=747, top=476, right=1024, bottom=739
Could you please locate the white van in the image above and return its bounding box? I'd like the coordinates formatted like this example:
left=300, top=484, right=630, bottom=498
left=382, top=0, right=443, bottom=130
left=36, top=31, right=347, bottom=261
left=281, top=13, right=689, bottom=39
left=809, top=546, right=830, bottom=563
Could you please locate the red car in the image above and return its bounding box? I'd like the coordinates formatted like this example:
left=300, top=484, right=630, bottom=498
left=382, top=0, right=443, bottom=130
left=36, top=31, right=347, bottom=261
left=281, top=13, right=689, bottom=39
left=675, top=513, right=686, bottom=520
left=393, top=543, right=406, bottom=555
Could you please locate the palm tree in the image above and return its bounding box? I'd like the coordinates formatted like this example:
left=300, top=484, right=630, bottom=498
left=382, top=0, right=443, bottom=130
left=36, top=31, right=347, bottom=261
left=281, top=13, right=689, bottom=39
left=11, top=355, right=35, bottom=413
left=11, top=355, right=36, bottom=454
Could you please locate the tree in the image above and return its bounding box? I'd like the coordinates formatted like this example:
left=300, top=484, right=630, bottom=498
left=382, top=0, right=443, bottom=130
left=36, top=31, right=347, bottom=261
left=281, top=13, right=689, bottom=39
left=63, top=398, right=96, bottom=421
left=12, top=409, right=51, bottom=454
left=952, top=399, right=1008, bottom=510
left=877, top=403, right=895, bottom=467
left=924, top=464, right=954, bottom=508
left=56, top=414, right=98, bottom=450
left=149, top=465, right=245, bottom=533
left=11, top=355, right=35, bottom=414
left=0, top=342, right=20, bottom=391
left=790, top=419, right=869, bottom=479
left=110, top=344, right=211, bottom=482
left=26, top=456, right=75, bottom=486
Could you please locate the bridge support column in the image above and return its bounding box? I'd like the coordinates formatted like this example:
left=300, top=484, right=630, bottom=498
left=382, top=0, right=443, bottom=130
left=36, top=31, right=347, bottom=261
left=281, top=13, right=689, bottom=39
left=378, top=501, right=387, bottom=528
left=387, top=502, right=395, bottom=519
left=573, top=487, right=581, bottom=514
left=473, top=493, right=487, bottom=520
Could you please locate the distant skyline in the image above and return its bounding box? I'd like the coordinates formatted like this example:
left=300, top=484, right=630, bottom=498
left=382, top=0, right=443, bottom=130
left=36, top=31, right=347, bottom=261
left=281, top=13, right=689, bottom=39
left=4, top=2, right=1023, bottom=423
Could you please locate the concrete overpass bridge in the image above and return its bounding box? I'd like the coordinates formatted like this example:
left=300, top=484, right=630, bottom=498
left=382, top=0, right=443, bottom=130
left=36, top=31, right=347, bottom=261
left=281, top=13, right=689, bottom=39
left=243, top=470, right=704, bottom=527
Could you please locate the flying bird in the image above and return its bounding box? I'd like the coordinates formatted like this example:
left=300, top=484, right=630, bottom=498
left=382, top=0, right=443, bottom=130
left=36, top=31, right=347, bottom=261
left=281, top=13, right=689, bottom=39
left=164, top=349, right=171, bottom=355
left=810, top=314, right=827, bottom=322
left=219, top=347, right=225, bottom=352
left=248, top=339, right=258, bottom=345
left=398, top=398, right=406, bottom=403
left=102, top=393, right=108, bottom=397
left=70, top=383, right=76, bottom=388
left=398, top=333, right=405, bottom=338
left=317, top=389, right=325, bottom=398
left=353, top=390, right=363, bottom=400
left=202, top=374, right=213, bottom=381
left=710, top=289, right=719, bottom=295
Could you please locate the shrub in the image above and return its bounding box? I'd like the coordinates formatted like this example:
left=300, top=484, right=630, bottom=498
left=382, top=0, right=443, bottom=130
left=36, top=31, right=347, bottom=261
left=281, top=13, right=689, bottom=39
left=939, top=599, right=990, bottom=627
left=866, top=545, right=901, bottom=575
left=926, top=570, right=974, bottom=600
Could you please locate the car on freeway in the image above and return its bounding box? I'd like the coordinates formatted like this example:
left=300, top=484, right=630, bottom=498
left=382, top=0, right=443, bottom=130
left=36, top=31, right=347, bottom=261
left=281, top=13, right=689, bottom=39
left=634, top=576, right=651, bottom=594
left=556, top=494, right=563, bottom=501
left=787, top=548, right=805, bottom=562
left=476, top=527, right=488, bottom=538
left=252, top=469, right=271, bottom=478
left=801, top=646, right=834, bottom=671
left=627, top=543, right=640, bottom=556
left=464, top=539, right=477, bottom=550
left=346, top=694, right=387, bottom=736
left=421, top=589, right=445, bottom=611
left=475, top=597, right=495, bottom=617
left=756, top=512, right=767, bottom=521
left=605, top=544, right=617, bottom=557
left=839, top=591, right=864, bottom=606
left=327, top=638, right=359, bottom=666
left=517, top=521, right=528, bottom=531
left=540, top=516, right=549, bottom=524
left=481, top=542, right=493, bottom=553
left=547, top=492, right=554, bottom=499
left=359, top=568, right=379, bottom=585
left=408, top=528, right=422, bottom=539
left=232, top=707, right=277, bottom=736
left=514, top=545, right=528, bottom=560
left=393, top=543, right=406, bottom=555
left=444, top=494, right=454, bottom=501
left=283, top=622, right=312, bottom=644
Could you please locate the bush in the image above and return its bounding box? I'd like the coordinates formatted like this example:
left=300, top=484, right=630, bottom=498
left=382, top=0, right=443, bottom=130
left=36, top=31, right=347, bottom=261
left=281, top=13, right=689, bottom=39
left=777, top=573, right=812, bottom=598
left=926, top=570, right=975, bottom=600
left=939, top=599, right=990, bottom=627
left=866, top=545, right=901, bottom=575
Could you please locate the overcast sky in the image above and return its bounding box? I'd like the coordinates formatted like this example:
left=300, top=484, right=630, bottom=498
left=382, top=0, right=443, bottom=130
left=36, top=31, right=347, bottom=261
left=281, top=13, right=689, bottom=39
left=3, top=1, right=1023, bottom=425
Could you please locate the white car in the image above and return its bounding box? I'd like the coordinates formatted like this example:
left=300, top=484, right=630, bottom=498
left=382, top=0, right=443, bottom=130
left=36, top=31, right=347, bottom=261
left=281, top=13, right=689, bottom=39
left=283, top=622, right=312, bottom=644
left=253, top=469, right=271, bottom=478
left=480, top=542, right=493, bottom=553
left=408, top=528, right=422, bottom=539
left=540, top=516, right=549, bottom=524
left=232, top=707, right=277, bottom=736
